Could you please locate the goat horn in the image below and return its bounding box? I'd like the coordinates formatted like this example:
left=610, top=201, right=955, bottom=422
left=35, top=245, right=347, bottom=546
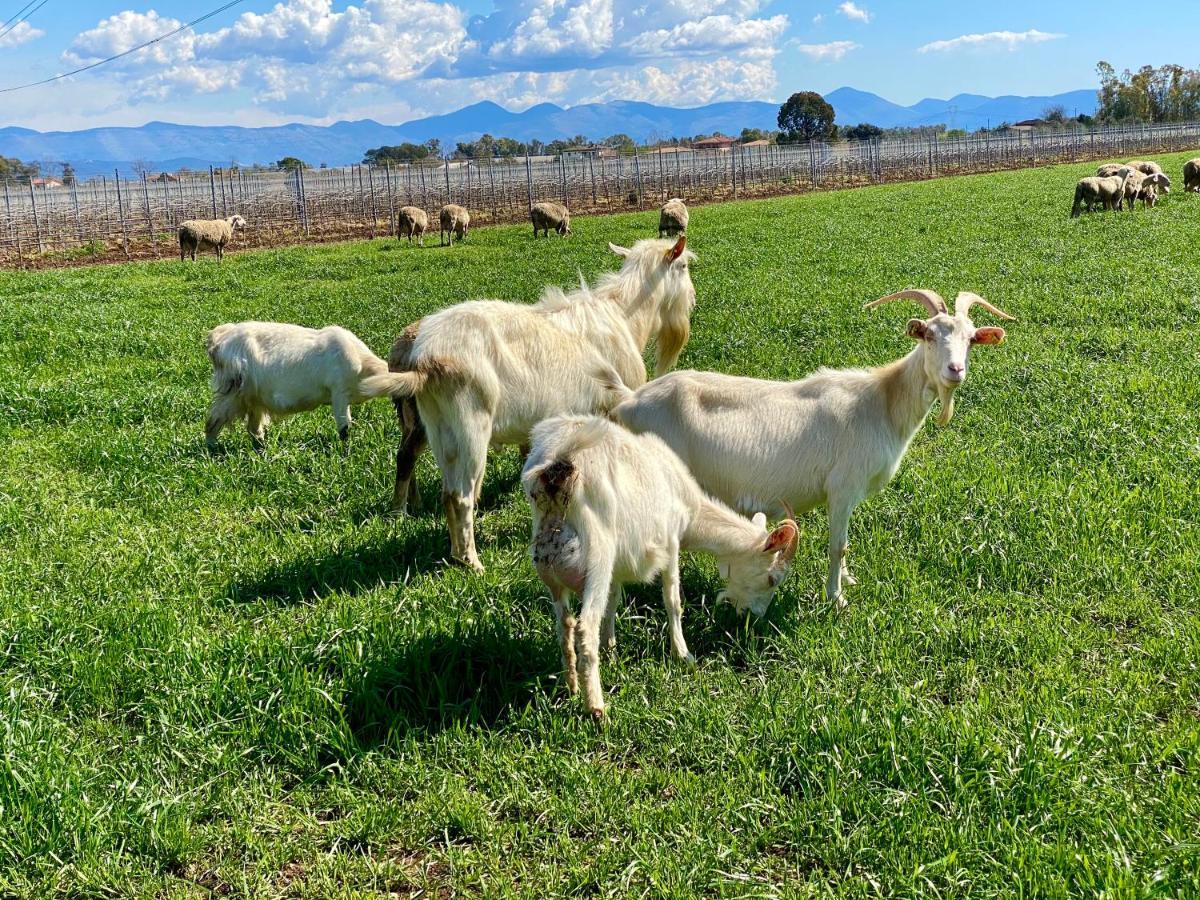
left=954, top=292, right=1016, bottom=321
left=864, top=289, right=947, bottom=317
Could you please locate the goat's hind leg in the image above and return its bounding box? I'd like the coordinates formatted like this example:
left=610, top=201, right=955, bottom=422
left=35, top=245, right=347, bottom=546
left=661, top=544, right=695, bottom=666
left=391, top=397, right=427, bottom=514
left=575, top=561, right=614, bottom=719
left=204, top=390, right=241, bottom=449
left=550, top=586, right=579, bottom=696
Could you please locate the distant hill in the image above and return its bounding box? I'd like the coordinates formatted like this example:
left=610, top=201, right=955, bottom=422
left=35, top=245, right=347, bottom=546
left=0, top=89, right=1097, bottom=178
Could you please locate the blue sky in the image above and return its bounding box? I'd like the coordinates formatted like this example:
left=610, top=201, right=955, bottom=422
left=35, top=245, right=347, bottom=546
left=0, top=0, right=1196, bottom=131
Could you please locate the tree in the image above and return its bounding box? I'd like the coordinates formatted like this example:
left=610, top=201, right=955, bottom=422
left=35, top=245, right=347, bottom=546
left=603, top=133, right=636, bottom=151
left=276, top=156, right=307, bottom=170
left=1042, top=105, right=1067, bottom=124
left=842, top=122, right=882, bottom=142
left=740, top=127, right=773, bottom=143
left=1096, top=60, right=1200, bottom=123
left=0, top=155, right=38, bottom=179
left=363, top=143, right=434, bottom=164
left=777, top=91, right=837, bottom=143
left=60, top=162, right=76, bottom=185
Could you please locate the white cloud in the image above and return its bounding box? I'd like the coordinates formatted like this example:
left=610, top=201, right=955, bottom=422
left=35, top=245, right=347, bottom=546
left=52, top=0, right=792, bottom=119
left=0, top=21, right=45, bottom=49
left=918, top=29, right=1065, bottom=53
left=837, top=2, right=871, bottom=24
left=790, top=40, right=859, bottom=62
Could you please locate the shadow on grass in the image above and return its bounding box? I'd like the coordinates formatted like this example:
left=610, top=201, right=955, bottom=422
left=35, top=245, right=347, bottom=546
left=345, top=623, right=557, bottom=742
left=224, top=522, right=449, bottom=604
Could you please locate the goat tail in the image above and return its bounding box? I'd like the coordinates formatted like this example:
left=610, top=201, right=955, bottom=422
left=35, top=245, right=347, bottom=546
left=357, top=370, right=429, bottom=400
left=206, top=326, right=244, bottom=395
left=593, top=363, right=636, bottom=410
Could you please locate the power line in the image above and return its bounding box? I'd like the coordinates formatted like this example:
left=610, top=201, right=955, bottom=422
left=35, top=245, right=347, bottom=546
left=0, top=0, right=46, bottom=41
left=0, top=0, right=247, bottom=95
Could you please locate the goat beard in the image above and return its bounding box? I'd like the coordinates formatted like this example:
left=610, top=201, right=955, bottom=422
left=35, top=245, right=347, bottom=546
left=936, top=386, right=957, bottom=426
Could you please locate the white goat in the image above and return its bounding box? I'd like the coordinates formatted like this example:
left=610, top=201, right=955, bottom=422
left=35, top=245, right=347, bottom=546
left=610, top=289, right=1014, bottom=608
left=367, top=237, right=696, bottom=571
left=205, top=321, right=408, bottom=448
left=523, top=415, right=799, bottom=718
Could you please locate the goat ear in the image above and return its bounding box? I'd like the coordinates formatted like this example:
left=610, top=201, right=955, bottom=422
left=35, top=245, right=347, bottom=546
left=972, top=327, right=1006, bottom=346
left=906, top=319, right=929, bottom=341
left=664, top=235, right=686, bottom=263
left=763, top=521, right=798, bottom=554
left=608, top=242, right=630, bottom=258
left=751, top=512, right=767, bottom=530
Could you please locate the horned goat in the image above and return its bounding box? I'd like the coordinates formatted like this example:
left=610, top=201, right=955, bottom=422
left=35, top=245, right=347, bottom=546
left=610, top=289, right=1014, bottom=608
left=204, top=321, right=408, bottom=449
left=368, top=237, right=697, bottom=570
left=524, top=415, right=798, bottom=718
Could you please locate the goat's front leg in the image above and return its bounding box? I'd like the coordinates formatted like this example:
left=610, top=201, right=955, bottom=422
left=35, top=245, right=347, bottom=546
left=661, top=545, right=694, bottom=666
left=576, top=565, right=614, bottom=719
left=245, top=409, right=268, bottom=452
left=826, top=498, right=857, bottom=609
left=331, top=391, right=352, bottom=448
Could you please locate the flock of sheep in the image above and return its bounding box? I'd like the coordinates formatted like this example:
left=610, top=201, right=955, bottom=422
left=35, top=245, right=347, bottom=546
left=1070, top=156, right=1200, bottom=216
left=196, top=192, right=1019, bottom=719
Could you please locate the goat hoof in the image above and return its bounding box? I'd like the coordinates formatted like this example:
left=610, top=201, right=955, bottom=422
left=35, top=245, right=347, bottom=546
left=589, top=707, right=606, bottom=723
left=842, top=573, right=858, bottom=586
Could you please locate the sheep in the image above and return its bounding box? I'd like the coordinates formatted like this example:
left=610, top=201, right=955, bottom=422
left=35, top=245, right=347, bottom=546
left=1096, top=163, right=1126, bottom=178
left=609, top=289, right=1014, bottom=608
left=1121, top=170, right=1172, bottom=210
left=439, top=204, right=470, bottom=246
left=523, top=414, right=799, bottom=718
left=658, top=198, right=688, bottom=237
left=397, top=206, right=429, bottom=246
left=1072, top=176, right=1124, bottom=217
left=531, top=201, right=571, bottom=237
left=204, top=321, right=410, bottom=449
left=367, top=236, right=697, bottom=570
left=179, top=215, right=246, bottom=262
left=1185, top=158, right=1200, bottom=193
left=1128, top=160, right=1165, bottom=177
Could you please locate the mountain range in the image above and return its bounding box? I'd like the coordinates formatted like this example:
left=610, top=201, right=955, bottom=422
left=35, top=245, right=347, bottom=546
left=0, top=88, right=1097, bottom=178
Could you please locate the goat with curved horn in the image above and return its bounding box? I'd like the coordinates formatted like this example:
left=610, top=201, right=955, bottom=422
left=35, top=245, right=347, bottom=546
left=955, top=292, right=1016, bottom=321
left=864, top=289, right=948, bottom=316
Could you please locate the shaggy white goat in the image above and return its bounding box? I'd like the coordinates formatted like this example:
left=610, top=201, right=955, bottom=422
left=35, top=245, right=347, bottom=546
left=523, top=415, right=798, bottom=718
left=205, top=321, right=408, bottom=449
left=179, top=215, right=246, bottom=261
left=610, top=289, right=1014, bottom=608
left=367, top=236, right=696, bottom=570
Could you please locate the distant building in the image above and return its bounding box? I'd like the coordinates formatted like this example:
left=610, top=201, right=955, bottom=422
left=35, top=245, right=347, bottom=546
left=740, top=139, right=772, bottom=148
left=1009, top=119, right=1046, bottom=131
left=646, top=145, right=693, bottom=155
left=31, top=177, right=63, bottom=189
left=563, top=145, right=618, bottom=159
left=692, top=134, right=737, bottom=150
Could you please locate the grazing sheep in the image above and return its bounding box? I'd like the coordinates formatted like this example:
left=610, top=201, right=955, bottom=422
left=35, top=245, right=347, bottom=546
left=531, top=201, right=571, bottom=237
left=1185, top=158, right=1200, bottom=193
left=609, top=289, right=1014, bottom=608
left=1128, top=160, right=1165, bottom=177
left=179, top=215, right=246, bottom=262
left=1072, top=176, right=1124, bottom=217
left=369, top=237, right=696, bottom=570
left=1096, top=163, right=1126, bottom=178
left=658, top=198, right=688, bottom=237
left=1122, top=170, right=1172, bottom=210
left=205, top=321, right=409, bottom=449
left=524, top=415, right=798, bottom=718
left=397, top=206, right=429, bottom=246
left=439, top=204, right=470, bottom=246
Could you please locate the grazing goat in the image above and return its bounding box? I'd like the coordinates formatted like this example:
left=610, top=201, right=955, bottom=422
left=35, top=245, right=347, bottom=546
left=524, top=415, right=798, bottom=718
left=1072, top=176, right=1124, bottom=216
left=610, top=289, right=1014, bottom=608
left=205, top=321, right=408, bottom=449
left=179, top=215, right=246, bottom=261
left=1184, top=158, right=1200, bottom=193
left=369, top=237, right=697, bottom=570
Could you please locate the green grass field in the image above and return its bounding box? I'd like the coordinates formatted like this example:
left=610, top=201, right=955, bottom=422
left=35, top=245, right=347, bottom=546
left=1, top=152, right=1199, bottom=897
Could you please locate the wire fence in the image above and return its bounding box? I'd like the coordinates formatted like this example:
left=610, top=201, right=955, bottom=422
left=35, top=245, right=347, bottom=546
left=3, top=120, right=1200, bottom=268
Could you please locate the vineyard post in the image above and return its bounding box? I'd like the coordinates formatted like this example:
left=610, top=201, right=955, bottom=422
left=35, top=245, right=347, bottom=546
left=71, top=178, right=83, bottom=243
left=4, top=180, right=22, bottom=264
left=633, top=149, right=643, bottom=205
left=141, top=172, right=157, bottom=254
left=444, top=157, right=451, bottom=202
left=115, top=172, right=130, bottom=259
left=385, top=163, right=395, bottom=235
left=367, top=165, right=379, bottom=238
left=588, top=153, right=597, bottom=206
left=525, top=149, right=533, bottom=213
left=560, top=153, right=567, bottom=204
left=209, top=166, right=218, bottom=218
left=27, top=178, right=43, bottom=255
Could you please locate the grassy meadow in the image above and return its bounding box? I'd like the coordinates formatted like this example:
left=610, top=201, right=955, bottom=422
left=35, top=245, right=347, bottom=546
left=0, top=152, right=1198, bottom=896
